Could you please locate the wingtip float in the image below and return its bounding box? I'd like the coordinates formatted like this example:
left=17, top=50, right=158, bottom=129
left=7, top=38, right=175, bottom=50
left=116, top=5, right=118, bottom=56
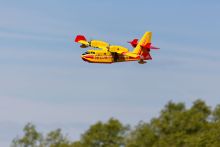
left=74, top=32, right=159, bottom=64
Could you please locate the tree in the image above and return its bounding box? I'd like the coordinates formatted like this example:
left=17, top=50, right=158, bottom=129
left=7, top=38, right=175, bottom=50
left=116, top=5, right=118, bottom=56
left=129, top=99, right=212, bottom=147
left=76, top=118, right=128, bottom=147
left=13, top=99, right=220, bottom=147
left=213, top=104, right=220, bottom=122
left=45, top=129, right=70, bottom=147
left=150, top=101, right=186, bottom=135
left=183, top=99, right=211, bottom=134
left=126, top=122, right=157, bottom=147
left=149, top=101, right=188, bottom=146
left=11, top=123, right=71, bottom=147
left=11, top=123, right=43, bottom=147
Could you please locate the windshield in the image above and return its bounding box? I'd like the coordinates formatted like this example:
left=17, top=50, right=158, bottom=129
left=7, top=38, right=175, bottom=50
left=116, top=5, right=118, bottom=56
left=82, top=51, right=89, bottom=55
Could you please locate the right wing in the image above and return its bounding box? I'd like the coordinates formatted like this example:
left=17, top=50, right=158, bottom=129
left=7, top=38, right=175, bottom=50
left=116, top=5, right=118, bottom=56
left=109, top=45, right=129, bottom=54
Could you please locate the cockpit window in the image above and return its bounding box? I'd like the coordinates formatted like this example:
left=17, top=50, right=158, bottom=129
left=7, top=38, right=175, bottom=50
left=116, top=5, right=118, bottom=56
left=82, top=51, right=96, bottom=55
left=82, top=51, right=89, bottom=55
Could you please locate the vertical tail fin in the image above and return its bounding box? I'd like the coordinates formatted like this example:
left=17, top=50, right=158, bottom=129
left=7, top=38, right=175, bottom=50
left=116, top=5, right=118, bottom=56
left=132, top=32, right=152, bottom=60
left=133, top=32, right=152, bottom=54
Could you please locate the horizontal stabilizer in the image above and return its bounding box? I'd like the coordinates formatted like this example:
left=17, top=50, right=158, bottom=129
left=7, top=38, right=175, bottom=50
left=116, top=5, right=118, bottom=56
left=150, top=46, right=160, bottom=49
left=128, top=39, right=138, bottom=48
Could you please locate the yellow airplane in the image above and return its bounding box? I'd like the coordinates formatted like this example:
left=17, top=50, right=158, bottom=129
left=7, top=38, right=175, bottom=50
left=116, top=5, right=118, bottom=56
left=75, top=32, right=159, bottom=64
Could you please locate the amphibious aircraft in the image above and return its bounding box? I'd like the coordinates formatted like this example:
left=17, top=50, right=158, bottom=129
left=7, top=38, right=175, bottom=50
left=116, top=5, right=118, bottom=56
left=74, top=32, right=159, bottom=64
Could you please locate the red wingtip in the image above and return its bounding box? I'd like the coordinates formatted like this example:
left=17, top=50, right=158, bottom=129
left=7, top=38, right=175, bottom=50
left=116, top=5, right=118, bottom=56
left=75, top=35, right=87, bottom=42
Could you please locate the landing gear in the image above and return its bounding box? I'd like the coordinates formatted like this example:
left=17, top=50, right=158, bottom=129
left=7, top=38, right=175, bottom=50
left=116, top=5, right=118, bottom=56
left=138, top=59, right=147, bottom=64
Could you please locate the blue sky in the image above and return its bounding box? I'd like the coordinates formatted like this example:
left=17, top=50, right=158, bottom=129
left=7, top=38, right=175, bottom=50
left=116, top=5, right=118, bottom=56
left=0, top=0, right=220, bottom=146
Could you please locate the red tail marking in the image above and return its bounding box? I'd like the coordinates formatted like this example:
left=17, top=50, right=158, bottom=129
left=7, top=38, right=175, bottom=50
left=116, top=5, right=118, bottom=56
left=141, top=43, right=151, bottom=49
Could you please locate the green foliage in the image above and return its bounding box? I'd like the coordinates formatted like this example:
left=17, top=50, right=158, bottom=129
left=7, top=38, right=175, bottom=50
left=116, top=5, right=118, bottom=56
left=45, top=129, right=70, bottom=147
left=126, top=99, right=215, bottom=147
left=11, top=124, right=71, bottom=147
left=12, top=99, right=220, bottom=147
left=78, top=118, right=128, bottom=147
left=213, top=104, right=220, bottom=122
left=151, top=101, right=186, bottom=135
left=11, top=123, right=43, bottom=147
left=126, top=122, right=157, bottom=147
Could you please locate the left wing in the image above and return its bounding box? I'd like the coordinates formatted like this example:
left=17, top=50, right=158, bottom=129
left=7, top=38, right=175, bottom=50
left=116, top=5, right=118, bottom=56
left=90, top=40, right=109, bottom=50
left=75, top=35, right=131, bottom=54
left=75, top=35, right=109, bottom=50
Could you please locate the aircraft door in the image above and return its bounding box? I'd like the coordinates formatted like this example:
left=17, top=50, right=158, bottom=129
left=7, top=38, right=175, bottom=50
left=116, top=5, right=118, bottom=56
left=111, top=52, right=119, bottom=62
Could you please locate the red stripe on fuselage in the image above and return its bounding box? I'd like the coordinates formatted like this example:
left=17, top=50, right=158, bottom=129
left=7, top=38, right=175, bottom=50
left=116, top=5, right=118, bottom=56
left=84, top=55, right=94, bottom=59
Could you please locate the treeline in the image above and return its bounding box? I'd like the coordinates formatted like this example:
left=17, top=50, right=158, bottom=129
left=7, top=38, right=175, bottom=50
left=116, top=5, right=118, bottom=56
left=12, top=99, right=220, bottom=147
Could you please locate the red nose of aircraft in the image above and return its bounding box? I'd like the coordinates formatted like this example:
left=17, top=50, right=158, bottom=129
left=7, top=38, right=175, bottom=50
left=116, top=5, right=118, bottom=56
left=81, top=54, right=94, bottom=62
left=81, top=55, right=86, bottom=61
left=81, top=55, right=89, bottom=62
